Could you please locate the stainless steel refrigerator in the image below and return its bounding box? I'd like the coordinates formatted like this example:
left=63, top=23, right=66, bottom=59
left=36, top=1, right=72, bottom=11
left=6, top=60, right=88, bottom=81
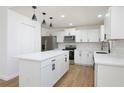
left=41, top=36, right=58, bottom=51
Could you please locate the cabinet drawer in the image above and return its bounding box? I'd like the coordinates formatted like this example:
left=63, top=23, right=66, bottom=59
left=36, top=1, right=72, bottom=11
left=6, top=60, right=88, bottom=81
left=41, top=58, right=56, bottom=68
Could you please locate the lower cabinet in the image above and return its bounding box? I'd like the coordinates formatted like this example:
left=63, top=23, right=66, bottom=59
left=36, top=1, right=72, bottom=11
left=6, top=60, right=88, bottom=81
left=41, top=53, right=69, bottom=87
left=74, top=50, right=93, bottom=65
left=19, top=52, right=69, bottom=87
left=95, top=64, right=124, bottom=87
left=41, top=63, right=54, bottom=87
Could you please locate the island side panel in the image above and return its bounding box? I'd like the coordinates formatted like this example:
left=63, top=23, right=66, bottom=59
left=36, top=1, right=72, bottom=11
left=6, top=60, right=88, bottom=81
left=19, top=60, right=41, bottom=87
left=96, top=64, right=124, bottom=87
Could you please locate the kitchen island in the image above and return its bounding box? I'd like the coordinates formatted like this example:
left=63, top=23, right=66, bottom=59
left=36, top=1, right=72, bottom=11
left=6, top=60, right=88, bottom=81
left=94, top=52, right=124, bottom=87
left=16, top=50, right=69, bottom=87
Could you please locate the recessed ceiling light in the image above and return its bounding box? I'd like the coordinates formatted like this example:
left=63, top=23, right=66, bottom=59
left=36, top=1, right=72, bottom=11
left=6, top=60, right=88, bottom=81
left=69, top=23, right=73, bottom=26
left=97, top=14, right=102, bottom=18
left=61, top=15, right=65, bottom=18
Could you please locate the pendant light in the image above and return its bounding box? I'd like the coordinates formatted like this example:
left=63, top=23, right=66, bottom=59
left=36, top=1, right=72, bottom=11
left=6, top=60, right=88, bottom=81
left=32, top=6, right=37, bottom=21
left=42, top=12, right=46, bottom=25
left=49, top=17, right=53, bottom=28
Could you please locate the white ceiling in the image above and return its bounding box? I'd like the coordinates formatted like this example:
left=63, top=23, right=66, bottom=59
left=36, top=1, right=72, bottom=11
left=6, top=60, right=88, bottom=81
left=11, top=6, right=108, bottom=28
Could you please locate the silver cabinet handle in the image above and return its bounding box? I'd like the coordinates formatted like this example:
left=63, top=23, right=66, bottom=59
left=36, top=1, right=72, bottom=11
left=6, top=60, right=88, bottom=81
left=52, top=63, right=55, bottom=71
left=65, top=57, right=67, bottom=62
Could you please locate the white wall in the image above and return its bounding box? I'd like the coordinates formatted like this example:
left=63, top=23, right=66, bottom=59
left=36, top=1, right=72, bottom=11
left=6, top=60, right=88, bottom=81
left=0, top=8, right=41, bottom=80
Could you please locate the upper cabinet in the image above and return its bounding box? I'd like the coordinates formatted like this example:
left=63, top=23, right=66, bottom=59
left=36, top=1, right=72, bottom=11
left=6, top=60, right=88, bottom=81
left=57, top=31, right=64, bottom=42
left=104, top=7, right=124, bottom=39
left=76, top=29, right=100, bottom=42
left=41, top=27, right=100, bottom=43
left=100, top=25, right=106, bottom=41
left=64, top=28, right=76, bottom=36
left=87, top=29, right=100, bottom=42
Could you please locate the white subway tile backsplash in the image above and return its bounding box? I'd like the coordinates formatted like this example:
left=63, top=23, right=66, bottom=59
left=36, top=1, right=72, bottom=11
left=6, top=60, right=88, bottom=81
left=111, top=40, right=124, bottom=56
left=58, top=42, right=102, bottom=54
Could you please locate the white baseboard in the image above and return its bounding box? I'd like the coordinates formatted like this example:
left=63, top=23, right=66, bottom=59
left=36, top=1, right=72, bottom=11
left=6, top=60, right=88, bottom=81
left=0, top=72, right=18, bottom=80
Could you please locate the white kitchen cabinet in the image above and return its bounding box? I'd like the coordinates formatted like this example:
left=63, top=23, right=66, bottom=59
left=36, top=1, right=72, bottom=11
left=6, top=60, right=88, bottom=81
left=64, top=28, right=76, bottom=36
left=75, top=30, right=87, bottom=42
left=57, top=31, right=64, bottom=42
left=100, top=25, right=105, bottom=41
left=81, top=30, right=88, bottom=42
left=74, top=50, right=81, bottom=64
left=80, top=51, right=88, bottom=65
left=18, top=51, right=69, bottom=87
left=87, top=29, right=100, bottom=42
left=75, top=29, right=100, bottom=42
left=74, top=50, right=93, bottom=65
left=75, top=30, right=82, bottom=42
left=95, top=64, right=124, bottom=87
left=104, top=7, right=124, bottom=39
left=64, top=54, right=69, bottom=73
left=41, top=61, right=53, bottom=87
left=87, top=52, right=93, bottom=65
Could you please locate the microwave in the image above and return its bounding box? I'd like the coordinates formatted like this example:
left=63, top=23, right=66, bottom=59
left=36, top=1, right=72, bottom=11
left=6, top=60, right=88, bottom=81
left=64, top=36, right=75, bottom=43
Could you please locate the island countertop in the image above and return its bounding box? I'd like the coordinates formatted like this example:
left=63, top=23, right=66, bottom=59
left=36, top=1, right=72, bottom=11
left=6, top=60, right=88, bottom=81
left=94, top=52, right=124, bottom=66
left=16, top=50, right=69, bottom=62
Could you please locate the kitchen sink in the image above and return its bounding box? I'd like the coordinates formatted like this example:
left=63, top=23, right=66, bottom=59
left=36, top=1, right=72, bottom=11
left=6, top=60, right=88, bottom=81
left=96, top=52, right=108, bottom=54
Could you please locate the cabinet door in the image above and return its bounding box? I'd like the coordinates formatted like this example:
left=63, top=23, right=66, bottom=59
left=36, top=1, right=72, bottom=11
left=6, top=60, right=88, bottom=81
left=41, top=59, right=57, bottom=87
left=74, top=50, right=81, bottom=64
left=56, top=55, right=64, bottom=78
left=100, top=25, right=105, bottom=41
left=87, top=52, right=93, bottom=65
left=41, top=64, right=53, bottom=87
left=75, top=30, right=81, bottom=42
left=57, top=31, right=64, bottom=42
left=110, top=7, right=124, bottom=39
left=60, top=55, right=66, bottom=76
left=81, top=30, right=88, bottom=42
left=87, top=29, right=99, bottom=42
left=80, top=51, right=88, bottom=65
left=63, top=54, right=69, bottom=73
left=64, top=28, right=76, bottom=36
left=51, top=59, right=59, bottom=84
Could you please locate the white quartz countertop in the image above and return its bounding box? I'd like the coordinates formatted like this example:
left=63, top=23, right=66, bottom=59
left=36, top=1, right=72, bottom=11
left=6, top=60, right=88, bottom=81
left=16, top=50, right=69, bottom=62
left=94, top=52, right=124, bottom=66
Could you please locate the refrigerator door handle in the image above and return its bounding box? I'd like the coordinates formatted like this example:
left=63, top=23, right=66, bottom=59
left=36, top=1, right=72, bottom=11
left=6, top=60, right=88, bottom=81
left=45, top=40, right=47, bottom=51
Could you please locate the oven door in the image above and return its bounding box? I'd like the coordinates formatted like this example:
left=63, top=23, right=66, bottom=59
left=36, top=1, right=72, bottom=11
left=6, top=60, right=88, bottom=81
left=69, top=50, right=74, bottom=60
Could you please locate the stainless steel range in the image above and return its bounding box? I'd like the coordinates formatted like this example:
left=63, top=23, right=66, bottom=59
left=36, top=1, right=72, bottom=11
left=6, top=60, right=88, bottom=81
left=63, top=45, right=76, bottom=64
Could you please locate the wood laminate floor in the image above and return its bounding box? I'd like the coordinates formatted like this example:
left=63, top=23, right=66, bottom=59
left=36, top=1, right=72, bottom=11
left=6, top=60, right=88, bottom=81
left=54, top=65, right=94, bottom=87
left=0, top=65, right=94, bottom=87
